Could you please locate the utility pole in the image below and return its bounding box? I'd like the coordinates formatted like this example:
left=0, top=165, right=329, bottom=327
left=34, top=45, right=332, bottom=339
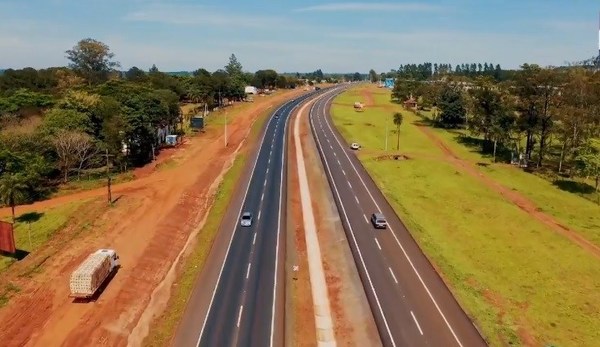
left=101, top=149, right=114, bottom=205
left=224, top=111, right=228, bottom=147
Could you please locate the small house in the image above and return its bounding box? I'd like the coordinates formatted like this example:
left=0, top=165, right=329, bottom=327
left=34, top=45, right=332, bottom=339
left=404, top=96, right=417, bottom=110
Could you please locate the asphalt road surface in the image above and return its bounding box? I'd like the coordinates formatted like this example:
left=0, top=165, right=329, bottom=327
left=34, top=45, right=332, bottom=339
left=174, top=89, right=325, bottom=347
left=308, top=90, right=488, bottom=347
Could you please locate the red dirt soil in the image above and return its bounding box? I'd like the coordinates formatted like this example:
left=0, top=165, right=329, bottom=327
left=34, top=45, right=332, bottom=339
left=360, top=88, right=376, bottom=107
left=416, top=124, right=600, bottom=260
left=287, top=121, right=318, bottom=346
left=0, top=90, right=303, bottom=347
left=295, top=100, right=380, bottom=345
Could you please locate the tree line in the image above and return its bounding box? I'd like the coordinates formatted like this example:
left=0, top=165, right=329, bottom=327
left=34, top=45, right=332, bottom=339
left=391, top=64, right=600, bottom=192
left=369, top=62, right=509, bottom=83
left=0, top=38, right=303, bottom=218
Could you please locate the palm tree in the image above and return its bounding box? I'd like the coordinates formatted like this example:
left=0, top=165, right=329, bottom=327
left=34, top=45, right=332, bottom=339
left=0, top=173, right=28, bottom=224
left=393, top=112, right=404, bottom=150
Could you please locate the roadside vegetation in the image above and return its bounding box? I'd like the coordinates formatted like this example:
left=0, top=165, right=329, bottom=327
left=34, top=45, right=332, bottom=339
left=331, top=85, right=600, bottom=346
left=0, top=38, right=321, bottom=213
left=0, top=200, right=85, bottom=307
left=143, top=101, right=278, bottom=346
left=380, top=62, right=600, bottom=199
left=0, top=201, right=84, bottom=273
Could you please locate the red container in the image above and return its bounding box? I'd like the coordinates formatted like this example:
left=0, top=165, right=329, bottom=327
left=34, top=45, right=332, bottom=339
left=0, top=221, right=16, bottom=254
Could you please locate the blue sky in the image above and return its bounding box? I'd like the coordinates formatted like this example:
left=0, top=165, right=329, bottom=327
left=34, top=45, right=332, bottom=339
left=0, top=0, right=598, bottom=72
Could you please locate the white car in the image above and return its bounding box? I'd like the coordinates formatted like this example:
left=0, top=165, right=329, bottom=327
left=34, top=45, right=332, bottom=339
left=240, top=212, right=253, bottom=227
left=350, top=143, right=360, bottom=150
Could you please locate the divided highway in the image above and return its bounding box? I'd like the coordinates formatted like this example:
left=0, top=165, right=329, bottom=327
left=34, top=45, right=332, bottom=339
left=309, top=90, right=488, bottom=347
left=174, top=90, right=324, bottom=347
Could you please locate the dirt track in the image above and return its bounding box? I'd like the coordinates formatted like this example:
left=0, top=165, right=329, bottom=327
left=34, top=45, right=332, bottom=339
left=0, top=90, right=302, bottom=347
left=415, top=124, right=600, bottom=259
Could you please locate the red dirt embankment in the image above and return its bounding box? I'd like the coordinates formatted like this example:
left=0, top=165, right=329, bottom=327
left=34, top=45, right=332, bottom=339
left=0, top=90, right=303, bottom=347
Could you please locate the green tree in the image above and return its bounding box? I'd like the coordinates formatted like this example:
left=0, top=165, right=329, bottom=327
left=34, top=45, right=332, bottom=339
left=40, top=108, right=91, bottom=136
left=149, top=64, right=159, bottom=74
left=65, top=38, right=120, bottom=85
left=225, top=54, right=243, bottom=79
left=369, top=69, right=378, bottom=83
left=393, top=112, right=403, bottom=150
left=0, top=173, right=27, bottom=223
left=254, top=70, right=279, bottom=89
left=438, top=85, right=466, bottom=128
left=0, top=150, right=47, bottom=222
left=392, top=79, right=419, bottom=102
left=125, top=67, right=147, bottom=82
left=469, top=77, right=516, bottom=160
left=575, top=139, right=600, bottom=196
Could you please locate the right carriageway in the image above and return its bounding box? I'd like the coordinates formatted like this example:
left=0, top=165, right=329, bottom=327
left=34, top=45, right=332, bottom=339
left=308, top=89, right=488, bottom=347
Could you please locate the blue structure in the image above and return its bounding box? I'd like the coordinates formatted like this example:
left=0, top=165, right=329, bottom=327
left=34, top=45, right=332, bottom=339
left=384, top=78, right=395, bottom=89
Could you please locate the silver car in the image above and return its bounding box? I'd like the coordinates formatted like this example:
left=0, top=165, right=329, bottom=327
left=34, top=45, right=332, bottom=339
left=371, top=213, right=387, bottom=229
left=240, top=212, right=253, bottom=227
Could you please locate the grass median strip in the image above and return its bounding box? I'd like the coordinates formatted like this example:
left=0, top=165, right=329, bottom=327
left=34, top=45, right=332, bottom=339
left=331, top=85, right=600, bottom=347
left=143, top=102, right=279, bottom=346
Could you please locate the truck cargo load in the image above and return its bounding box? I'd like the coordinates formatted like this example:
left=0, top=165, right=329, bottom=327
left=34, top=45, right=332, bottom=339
left=69, top=249, right=120, bottom=299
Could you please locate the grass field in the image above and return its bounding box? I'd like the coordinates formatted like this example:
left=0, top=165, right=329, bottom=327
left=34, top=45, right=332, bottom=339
left=143, top=99, right=278, bottom=346
left=0, top=202, right=84, bottom=273
left=414, top=109, right=600, bottom=248
left=0, top=201, right=84, bottom=307
left=330, top=85, right=600, bottom=347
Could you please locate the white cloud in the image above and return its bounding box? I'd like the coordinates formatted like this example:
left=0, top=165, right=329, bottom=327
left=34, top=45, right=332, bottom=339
left=123, top=4, right=285, bottom=29
left=294, top=2, right=443, bottom=13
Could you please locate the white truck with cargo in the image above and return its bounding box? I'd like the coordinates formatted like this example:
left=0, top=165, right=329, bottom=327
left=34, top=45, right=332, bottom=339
left=69, top=249, right=120, bottom=299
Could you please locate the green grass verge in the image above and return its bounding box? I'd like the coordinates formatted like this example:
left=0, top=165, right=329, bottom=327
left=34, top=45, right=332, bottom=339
left=415, top=110, right=600, bottom=248
left=143, top=99, right=280, bottom=346
left=331, top=85, right=600, bottom=347
left=0, top=201, right=84, bottom=307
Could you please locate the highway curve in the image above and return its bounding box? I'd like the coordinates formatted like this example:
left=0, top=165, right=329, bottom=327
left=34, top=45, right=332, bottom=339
left=173, top=89, right=324, bottom=347
left=308, top=89, right=488, bottom=347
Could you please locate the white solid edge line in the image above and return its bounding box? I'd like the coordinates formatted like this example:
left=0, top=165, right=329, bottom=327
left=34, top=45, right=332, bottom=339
left=237, top=305, right=244, bottom=328
left=309, top=90, right=397, bottom=347
left=388, top=267, right=398, bottom=284
left=374, top=238, right=382, bottom=251
left=411, top=311, right=424, bottom=335
left=196, top=101, right=288, bottom=345
left=320, top=93, right=464, bottom=347
left=246, top=263, right=252, bottom=279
